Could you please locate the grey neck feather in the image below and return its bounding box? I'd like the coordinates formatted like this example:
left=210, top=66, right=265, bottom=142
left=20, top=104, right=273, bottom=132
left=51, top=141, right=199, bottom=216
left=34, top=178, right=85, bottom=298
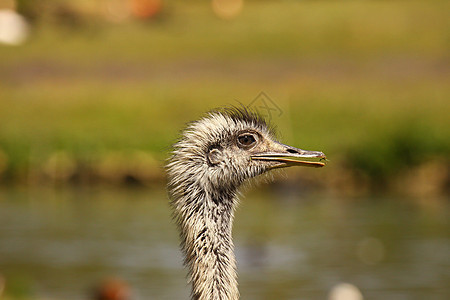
left=174, top=183, right=240, bottom=300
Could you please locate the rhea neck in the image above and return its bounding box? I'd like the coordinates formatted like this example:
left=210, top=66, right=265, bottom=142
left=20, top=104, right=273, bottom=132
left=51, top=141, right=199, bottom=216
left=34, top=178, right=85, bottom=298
left=176, top=177, right=241, bottom=300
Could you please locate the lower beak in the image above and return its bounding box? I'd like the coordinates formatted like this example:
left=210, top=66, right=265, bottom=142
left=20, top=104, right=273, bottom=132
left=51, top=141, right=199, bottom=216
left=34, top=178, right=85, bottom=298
left=251, top=144, right=327, bottom=168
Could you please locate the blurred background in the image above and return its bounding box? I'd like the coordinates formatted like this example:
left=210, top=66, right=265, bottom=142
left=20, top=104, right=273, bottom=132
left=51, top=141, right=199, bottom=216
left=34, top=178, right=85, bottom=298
left=0, top=0, right=448, bottom=299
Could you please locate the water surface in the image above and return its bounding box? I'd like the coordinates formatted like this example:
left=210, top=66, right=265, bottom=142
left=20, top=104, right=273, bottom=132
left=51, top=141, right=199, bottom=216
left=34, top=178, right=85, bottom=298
left=0, top=187, right=448, bottom=299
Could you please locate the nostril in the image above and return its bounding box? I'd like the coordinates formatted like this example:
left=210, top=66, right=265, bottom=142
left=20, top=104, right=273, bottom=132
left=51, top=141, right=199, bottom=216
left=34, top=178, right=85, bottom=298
left=286, top=148, right=298, bottom=154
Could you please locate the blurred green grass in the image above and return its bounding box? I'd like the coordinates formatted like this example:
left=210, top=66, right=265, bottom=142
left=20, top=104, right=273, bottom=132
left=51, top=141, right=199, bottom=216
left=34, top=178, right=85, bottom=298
left=0, top=1, right=448, bottom=192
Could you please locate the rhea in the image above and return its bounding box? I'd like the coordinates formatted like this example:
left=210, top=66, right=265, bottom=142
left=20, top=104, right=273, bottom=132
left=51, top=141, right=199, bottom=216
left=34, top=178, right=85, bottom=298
left=167, top=107, right=326, bottom=300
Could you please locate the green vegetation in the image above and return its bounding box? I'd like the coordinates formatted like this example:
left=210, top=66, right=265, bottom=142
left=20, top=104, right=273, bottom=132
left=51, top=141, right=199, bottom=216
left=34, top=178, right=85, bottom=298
left=0, top=1, right=448, bottom=195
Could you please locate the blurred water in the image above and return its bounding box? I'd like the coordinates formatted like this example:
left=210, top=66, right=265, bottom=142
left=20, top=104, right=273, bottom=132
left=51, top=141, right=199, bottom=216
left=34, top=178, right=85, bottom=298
left=0, top=187, right=448, bottom=300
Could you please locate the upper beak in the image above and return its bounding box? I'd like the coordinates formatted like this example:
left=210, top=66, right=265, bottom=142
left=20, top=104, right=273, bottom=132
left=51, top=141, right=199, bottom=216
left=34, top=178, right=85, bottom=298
left=251, top=142, right=327, bottom=169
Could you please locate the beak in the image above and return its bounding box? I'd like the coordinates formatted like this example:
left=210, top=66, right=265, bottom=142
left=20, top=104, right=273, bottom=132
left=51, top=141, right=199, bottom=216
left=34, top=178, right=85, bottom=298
left=251, top=142, right=327, bottom=169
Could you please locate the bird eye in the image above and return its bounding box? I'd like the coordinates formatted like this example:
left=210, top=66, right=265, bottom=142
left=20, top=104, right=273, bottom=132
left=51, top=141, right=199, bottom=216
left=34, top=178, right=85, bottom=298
left=237, top=133, right=257, bottom=149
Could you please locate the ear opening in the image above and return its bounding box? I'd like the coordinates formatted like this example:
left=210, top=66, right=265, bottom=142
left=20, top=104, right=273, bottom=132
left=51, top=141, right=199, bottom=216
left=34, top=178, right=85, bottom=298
left=207, top=148, right=223, bottom=165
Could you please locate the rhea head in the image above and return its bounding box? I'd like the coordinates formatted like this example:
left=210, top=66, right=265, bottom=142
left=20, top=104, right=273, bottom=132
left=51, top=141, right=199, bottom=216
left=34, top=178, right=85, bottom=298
left=168, top=107, right=325, bottom=197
